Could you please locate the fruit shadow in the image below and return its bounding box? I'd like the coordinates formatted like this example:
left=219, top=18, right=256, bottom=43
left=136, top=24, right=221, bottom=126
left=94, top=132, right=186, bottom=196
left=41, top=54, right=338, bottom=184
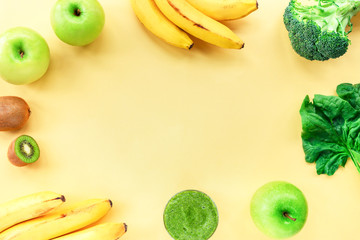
left=350, top=12, right=360, bottom=48
left=28, top=27, right=109, bottom=92
left=351, top=12, right=360, bottom=30
left=72, top=28, right=108, bottom=55
left=64, top=200, right=126, bottom=234
left=185, top=15, right=258, bottom=61
left=25, top=50, right=75, bottom=92
left=21, top=135, right=51, bottom=171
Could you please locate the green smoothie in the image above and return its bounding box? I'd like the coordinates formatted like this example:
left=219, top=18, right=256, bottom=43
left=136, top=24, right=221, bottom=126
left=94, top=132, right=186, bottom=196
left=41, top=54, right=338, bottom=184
left=163, top=190, right=219, bottom=240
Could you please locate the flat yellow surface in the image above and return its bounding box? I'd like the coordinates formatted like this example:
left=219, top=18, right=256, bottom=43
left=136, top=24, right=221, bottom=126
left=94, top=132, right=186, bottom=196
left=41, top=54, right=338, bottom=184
left=1, top=0, right=360, bottom=239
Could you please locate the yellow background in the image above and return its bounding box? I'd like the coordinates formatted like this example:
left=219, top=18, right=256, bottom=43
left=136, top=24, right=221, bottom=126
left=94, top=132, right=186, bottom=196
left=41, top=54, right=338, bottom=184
left=1, top=0, right=360, bottom=239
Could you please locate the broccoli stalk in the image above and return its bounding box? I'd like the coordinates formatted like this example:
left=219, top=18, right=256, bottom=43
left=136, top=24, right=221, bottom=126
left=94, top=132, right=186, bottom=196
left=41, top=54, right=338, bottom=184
left=283, top=0, right=360, bottom=61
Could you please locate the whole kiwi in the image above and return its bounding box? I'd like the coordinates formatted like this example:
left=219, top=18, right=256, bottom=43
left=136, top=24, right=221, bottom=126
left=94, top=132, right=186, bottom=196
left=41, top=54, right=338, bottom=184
left=0, top=96, right=30, bottom=131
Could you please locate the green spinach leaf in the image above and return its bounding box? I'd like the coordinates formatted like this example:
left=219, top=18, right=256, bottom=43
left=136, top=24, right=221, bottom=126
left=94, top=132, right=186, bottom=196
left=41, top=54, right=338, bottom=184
left=300, top=83, right=360, bottom=175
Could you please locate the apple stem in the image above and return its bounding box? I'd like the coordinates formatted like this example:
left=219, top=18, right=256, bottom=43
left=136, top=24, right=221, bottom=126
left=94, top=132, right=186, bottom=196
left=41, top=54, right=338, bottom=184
left=74, top=8, right=81, bottom=16
left=283, top=212, right=296, bottom=221
left=19, top=51, right=24, bottom=58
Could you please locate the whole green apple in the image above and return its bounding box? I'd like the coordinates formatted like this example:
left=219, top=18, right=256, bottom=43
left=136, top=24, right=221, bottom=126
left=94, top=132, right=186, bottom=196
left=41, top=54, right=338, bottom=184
left=0, top=27, right=50, bottom=85
left=50, top=0, right=105, bottom=46
left=250, top=181, right=308, bottom=239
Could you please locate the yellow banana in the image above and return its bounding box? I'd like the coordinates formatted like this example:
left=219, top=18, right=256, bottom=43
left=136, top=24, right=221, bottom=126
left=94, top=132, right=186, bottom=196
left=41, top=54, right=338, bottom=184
left=154, top=0, right=244, bottom=49
left=185, top=0, right=258, bottom=21
left=131, top=0, right=194, bottom=49
left=0, top=199, right=112, bottom=240
left=0, top=191, right=65, bottom=233
left=53, top=223, right=127, bottom=240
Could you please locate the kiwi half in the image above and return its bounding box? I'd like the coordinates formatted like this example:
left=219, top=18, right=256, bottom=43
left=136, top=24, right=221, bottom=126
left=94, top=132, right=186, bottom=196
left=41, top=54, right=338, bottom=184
left=8, top=135, right=40, bottom=167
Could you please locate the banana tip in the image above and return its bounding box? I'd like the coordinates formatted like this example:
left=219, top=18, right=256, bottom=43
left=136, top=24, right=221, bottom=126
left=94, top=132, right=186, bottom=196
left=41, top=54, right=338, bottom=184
left=56, top=195, right=66, bottom=202
left=124, top=223, right=128, bottom=232
left=109, top=199, right=113, bottom=207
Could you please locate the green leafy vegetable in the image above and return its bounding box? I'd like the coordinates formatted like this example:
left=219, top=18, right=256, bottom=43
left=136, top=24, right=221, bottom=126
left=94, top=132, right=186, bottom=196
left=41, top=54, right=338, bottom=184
left=283, top=0, right=360, bottom=61
left=300, top=83, right=360, bottom=175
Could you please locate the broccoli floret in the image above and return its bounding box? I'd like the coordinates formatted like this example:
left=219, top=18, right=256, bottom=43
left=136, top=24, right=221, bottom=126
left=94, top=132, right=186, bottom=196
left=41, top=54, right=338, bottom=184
left=283, top=0, right=360, bottom=61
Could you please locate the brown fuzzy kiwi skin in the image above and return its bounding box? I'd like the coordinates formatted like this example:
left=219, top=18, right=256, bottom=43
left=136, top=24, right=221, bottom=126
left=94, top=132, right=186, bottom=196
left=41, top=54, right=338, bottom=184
left=0, top=96, right=31, bottom=131
left=7, top=139, right=28, bottom=167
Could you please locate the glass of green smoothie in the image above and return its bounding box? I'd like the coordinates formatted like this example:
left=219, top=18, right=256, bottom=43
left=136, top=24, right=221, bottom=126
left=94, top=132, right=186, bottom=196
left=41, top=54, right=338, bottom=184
left=163, top=190, right=219, bottom=240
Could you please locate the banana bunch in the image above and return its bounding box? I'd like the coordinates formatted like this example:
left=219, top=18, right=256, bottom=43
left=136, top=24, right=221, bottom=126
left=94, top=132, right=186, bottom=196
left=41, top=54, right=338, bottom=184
left=0, top=191, right=127, bottom=240
left=130, top=0, right=258, bottom=49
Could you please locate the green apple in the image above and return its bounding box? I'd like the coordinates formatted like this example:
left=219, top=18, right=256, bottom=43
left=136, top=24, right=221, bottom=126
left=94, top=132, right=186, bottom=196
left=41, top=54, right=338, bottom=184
left=0, top=27, right=50, bottom=85
left=50, top=0, right=105, bottom=46
left=250, top=181, right=308, bottom=239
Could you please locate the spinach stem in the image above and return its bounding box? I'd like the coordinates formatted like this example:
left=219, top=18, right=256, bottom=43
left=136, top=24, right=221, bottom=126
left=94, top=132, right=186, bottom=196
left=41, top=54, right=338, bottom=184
left=349, top=150, right=360, bottom=173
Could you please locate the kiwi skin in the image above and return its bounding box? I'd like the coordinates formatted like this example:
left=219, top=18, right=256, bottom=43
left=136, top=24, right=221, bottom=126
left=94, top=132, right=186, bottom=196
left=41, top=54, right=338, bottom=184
left=7, top=136, right=40, bottom=167
left=0, top=96, right=30, bottom=131
left=7, top=140, right=26, bottom=167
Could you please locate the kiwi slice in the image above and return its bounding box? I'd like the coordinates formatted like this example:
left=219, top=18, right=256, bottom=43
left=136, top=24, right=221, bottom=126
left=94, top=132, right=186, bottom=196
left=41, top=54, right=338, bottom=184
left=8, top=135, right=40, bottom=167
